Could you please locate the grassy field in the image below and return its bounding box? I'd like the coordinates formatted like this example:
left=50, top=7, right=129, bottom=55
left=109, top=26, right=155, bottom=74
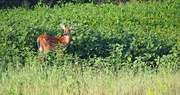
left=0, top=0, right=180, bottom=95
left=0, top=64, right=180, bottom=95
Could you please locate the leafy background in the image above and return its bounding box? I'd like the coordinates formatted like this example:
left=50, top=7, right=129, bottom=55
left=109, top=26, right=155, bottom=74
left=0, top=1, right=180, bottom=71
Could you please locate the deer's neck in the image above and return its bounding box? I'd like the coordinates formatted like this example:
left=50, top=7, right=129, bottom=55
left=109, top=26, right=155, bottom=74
left=57, top=35, right=71, bottom=45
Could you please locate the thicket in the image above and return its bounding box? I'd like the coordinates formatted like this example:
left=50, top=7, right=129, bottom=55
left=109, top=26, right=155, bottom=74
left=0, top=1, right=180, bottom=72
left=0, top=0, right=163, bottom=8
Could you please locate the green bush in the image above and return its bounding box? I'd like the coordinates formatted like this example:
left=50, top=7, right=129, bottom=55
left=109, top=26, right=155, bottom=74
left=0, top=1, right=180, bottom=71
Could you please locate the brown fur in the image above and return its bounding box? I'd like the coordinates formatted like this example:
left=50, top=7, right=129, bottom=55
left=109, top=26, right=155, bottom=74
left=37, top=24, right=74, bottom=52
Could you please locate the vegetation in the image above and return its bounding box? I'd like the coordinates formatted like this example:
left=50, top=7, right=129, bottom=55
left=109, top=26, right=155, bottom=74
left=0, top=0, right=163, bottom=8
left=0, top=0, right=180, bottom=94
left=0, top=65, right=180, bottom=95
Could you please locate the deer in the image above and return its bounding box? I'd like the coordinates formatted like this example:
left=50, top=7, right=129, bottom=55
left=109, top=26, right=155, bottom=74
left=37, top=24, right=75, bottom=52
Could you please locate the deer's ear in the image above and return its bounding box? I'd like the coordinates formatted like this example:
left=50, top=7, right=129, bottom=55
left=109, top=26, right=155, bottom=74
left=60, top=24, right=65, bottom=29
left=70, top=24, right=75, bottom=29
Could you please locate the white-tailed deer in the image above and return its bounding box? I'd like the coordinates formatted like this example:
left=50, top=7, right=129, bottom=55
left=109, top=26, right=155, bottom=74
left=37, top=24, right=75, bottom=52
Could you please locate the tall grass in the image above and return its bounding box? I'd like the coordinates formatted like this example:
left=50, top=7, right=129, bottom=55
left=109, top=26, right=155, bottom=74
left=0, top=62, right=180, bottom=95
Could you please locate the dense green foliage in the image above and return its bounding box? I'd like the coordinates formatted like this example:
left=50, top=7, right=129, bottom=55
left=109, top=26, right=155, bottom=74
left=0, top=0, right=163, bottom=8
left=0, top=1, right=180, bottom=72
